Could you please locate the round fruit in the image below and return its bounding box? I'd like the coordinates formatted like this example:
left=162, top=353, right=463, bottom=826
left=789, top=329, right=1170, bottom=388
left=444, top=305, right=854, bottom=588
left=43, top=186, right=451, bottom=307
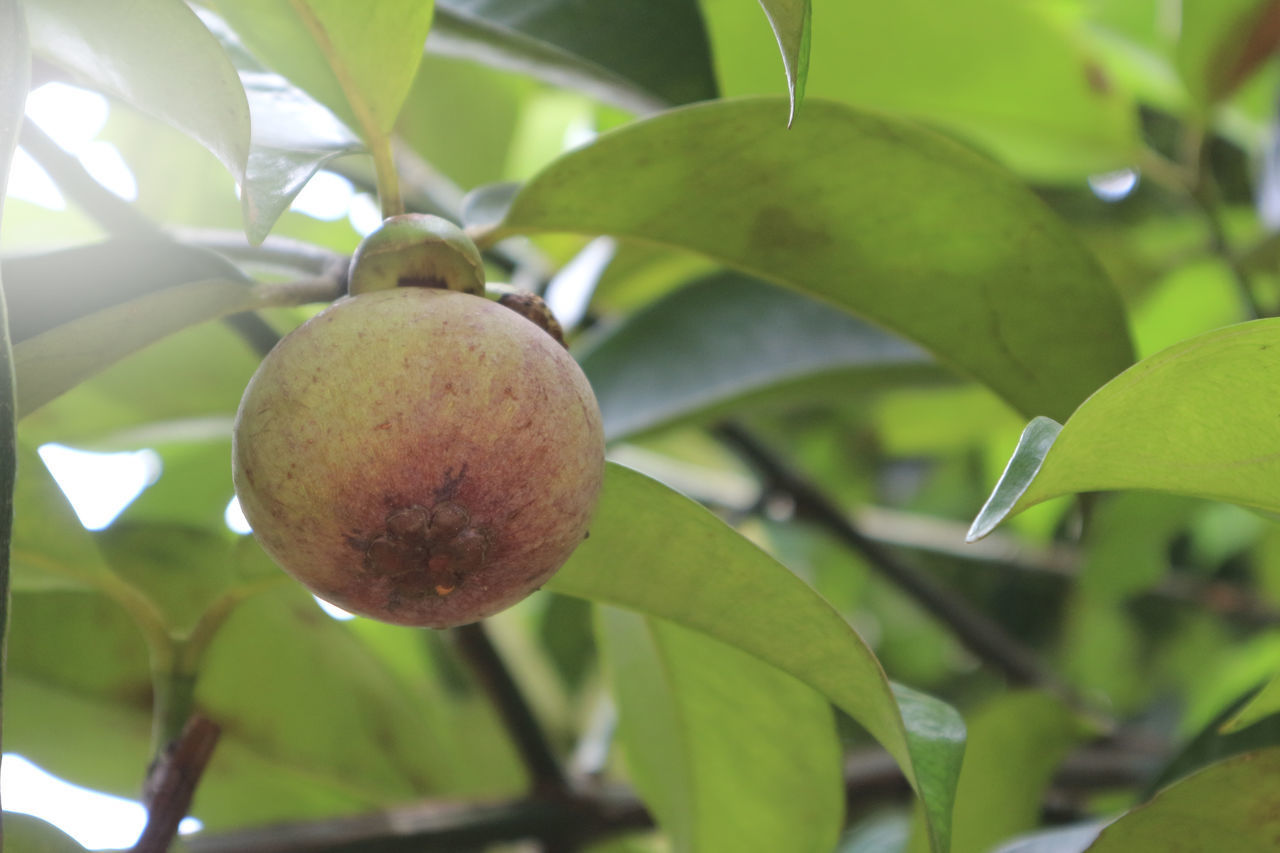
left=348, top=213, right=485, bottom=297
left=232, top=287, right=605, bottom=628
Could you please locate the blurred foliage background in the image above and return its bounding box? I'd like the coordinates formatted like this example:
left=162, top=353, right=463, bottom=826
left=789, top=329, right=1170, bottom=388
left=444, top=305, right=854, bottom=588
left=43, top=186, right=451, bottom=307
left=6, top=0, right=1280, bottom=851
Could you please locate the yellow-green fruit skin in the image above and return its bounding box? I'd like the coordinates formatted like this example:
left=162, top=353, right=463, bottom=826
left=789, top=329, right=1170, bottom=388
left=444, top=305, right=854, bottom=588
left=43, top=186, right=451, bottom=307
left=232, top=288, right=605, bottom=628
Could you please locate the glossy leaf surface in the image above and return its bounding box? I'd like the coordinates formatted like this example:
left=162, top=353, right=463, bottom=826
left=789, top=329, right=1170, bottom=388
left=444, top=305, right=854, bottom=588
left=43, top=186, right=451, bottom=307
left=26, top=0, right=250, bottom=181
left=198, top=11, right=364, bottom=243
left=970, top=320, right=1280, bottom=539
left=208, top=0, right=434, bottom=139
left=757, top=0, right=810, bottom=125
left=549, top=464, right=965, bottom=852
left=495, top=98, right=1133, bottom=421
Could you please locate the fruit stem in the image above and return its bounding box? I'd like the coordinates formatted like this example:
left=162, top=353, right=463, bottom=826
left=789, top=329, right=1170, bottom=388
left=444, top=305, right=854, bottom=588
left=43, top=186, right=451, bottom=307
left=149, top=660, right=198, bottom=759
left=285, top=0, right=404, bottom=219
left=371, top=135, right=405, bottom=219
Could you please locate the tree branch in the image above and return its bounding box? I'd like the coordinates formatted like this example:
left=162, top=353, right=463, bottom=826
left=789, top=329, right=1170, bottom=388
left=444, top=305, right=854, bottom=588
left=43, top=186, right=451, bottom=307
left=169, top=227, right=347, bottom=278
left=17, top=123, right=352, bottom=359
left=186, top=788, right=649, bottom=853
left=451, top=622, right=570, bottom=797
left=852, top=505, right=1280, bottom=628
left=133, top=714, right=222, bottom=853
left=18, top=121, right=154, bottom=239
left=184, top=738, right=1165, bottom=852
left=711, top=422, right=1064, bottom=691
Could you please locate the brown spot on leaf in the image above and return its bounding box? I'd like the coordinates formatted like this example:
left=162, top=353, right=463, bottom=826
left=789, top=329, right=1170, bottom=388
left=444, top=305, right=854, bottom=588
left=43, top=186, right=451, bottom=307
left=1084, top=61, right=1111, bottom=95
left=747, top=205, right=831, bottom=256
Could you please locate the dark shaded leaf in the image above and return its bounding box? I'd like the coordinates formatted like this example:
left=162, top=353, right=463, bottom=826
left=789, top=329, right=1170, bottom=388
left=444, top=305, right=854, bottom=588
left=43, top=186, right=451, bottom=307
left=431, top=0, right=717, bottom=112
left=579, top=272, right=938, bottom=441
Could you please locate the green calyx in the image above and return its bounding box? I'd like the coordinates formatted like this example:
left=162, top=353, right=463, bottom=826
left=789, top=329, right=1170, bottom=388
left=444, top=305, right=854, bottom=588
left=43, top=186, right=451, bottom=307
left=349, top=213, right=485, bottom=296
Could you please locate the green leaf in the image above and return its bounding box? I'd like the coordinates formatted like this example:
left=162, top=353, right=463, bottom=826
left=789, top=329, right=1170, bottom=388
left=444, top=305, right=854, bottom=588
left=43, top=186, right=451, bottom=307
left=2, top=238, right=250, bottom=343
left=548, top=464, right=966, bottom=853
left=15, top=278, right=258, bottom=418
left=6, top=580, right=519, bottom=830
left=492, top=98, right=1134, bottom=421
left=11, top=261, right=323, bottom=420
left=1225, top=677, right=1280, bottom=732
left=0, top=0, right=27, bottom=807
left=1149, top=700, right=1280, bottom=795
left=241, top=75, right=363, bottom=244
left=25, top=0, right=250, bottom=182
left=11, top=443, right=116, bottom=592
left=431, top=0, right=718, bottom=112
left=598, top=606, right=843, bottom=853
left=1074, top=494, right=1199, bottom=602
left=757, top=0, right=811, bottom=126
left=702, top=0, right=1140, bottom=180
left=579, top=272, right=939, bottom=441
left=946, top=692, right=1092, bottom=853
left=966, top=417, right=1062, bottom=541
left=5, top=813, right=88, bottom=852
left=18, top=322, right=260, bottom=447
left=992, top=822, right=1107, bottom=853
left=706, top=0, right=1136, bottom=179
left=1085, top=748, right=1280, bottom=851
left=115, top=434, right=236, bottom=533
left=197, top=12, right=364, bottom=243
left=209, top=0, right=434, bottom=140
left=1176, top=0, right=1280, bottom=106
left=969, top=320, right=1280, bottom=539
left=94, top=524, right=268, bottom=635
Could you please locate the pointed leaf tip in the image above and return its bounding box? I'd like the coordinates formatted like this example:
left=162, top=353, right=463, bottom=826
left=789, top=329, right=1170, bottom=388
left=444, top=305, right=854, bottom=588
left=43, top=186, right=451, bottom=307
left=967, top=416, right=1063, bottom=542
left=759, top=0, right=812, bottom=127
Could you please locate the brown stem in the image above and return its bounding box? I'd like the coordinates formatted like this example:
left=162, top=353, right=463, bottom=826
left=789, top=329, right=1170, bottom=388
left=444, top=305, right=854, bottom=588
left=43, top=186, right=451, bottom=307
left=451, top=622, right=570, bottom=796
left=133, top=714, right=222, bottom=853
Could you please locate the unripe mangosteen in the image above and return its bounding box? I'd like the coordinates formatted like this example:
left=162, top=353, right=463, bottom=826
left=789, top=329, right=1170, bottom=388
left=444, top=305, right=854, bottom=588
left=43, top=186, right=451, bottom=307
left=232, top=287, right=605, bottom=628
